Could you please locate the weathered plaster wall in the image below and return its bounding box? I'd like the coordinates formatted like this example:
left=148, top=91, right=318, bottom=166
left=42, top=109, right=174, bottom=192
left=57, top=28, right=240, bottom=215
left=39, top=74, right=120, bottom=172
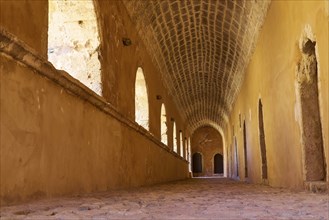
left=225, top=0, right=328, bottom=189
left=0, top=0, right=189, bottom=205
left=191, top=126, right=223, bottom=176
left=0, top=55, right=188, bottom=205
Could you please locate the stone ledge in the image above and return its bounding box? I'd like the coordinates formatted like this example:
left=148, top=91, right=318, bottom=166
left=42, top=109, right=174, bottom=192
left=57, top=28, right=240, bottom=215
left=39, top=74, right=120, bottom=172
left=0, top=28, right=187, bottom=163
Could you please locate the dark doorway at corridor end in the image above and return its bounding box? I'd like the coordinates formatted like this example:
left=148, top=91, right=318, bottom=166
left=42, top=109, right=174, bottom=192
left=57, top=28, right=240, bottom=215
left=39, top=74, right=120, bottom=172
left=214, top=153, right=223, bottom=174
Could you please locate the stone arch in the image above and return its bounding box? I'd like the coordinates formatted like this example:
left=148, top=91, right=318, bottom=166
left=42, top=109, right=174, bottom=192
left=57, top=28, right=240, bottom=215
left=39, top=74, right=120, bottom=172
left=189, top=120, right=228, bottom=177
left=160, top=103, right=167, bottom=145
left=135, top=67, right=149, bottom=130
left=191, top=126, right=224, bottom=176
left=296, top=28, right=326, bottom=182
left=48, top=0, right=102, bottom=95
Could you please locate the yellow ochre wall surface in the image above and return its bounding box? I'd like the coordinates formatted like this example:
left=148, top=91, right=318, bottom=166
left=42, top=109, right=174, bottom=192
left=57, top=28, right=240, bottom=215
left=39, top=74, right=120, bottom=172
left=0, top=0, right=189, bottom=205
left=225, top=0, right=328, bottom=189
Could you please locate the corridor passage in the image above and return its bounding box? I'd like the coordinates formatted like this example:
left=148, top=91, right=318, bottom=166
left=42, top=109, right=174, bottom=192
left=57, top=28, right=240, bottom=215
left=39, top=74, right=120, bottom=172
left=1, top=178, right=328, bottom=219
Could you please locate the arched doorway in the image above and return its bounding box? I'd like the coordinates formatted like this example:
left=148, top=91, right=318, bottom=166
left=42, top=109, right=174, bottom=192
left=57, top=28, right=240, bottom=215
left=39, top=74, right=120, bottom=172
left=214, top=154, right=223, bottom=174
left=192, top=153, right=202, bottom=173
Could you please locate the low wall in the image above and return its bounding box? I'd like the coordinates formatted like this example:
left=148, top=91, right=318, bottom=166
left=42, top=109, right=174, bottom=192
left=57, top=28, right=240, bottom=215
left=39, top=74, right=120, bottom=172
left=0, top=30, right=188, bottom=205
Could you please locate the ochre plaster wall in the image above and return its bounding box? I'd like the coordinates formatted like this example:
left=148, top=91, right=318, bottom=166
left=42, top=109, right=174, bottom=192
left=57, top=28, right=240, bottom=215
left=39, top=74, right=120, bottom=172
left=225, top=0, right=328, bottom=189
left=0, top=0, right=48, bottom=57
left=94, top=1, right=188, bottom=152
left=191, top=126, right=223, bottom=176
left=0, top=0, right=189, bottom=205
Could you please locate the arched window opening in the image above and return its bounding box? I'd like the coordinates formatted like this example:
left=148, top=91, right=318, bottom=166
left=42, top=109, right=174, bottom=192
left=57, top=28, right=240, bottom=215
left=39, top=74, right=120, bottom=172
left=188, top=138, right=192, bottom=172
left=192, top=153, right=202, bottom=173
left=173, top=122, right=177, bottom=153
left=160, top=104, right=168, bottom=145
left=185, top=138, right=188, bottom=160
left=297, top=37, right=325, bottom=181
left=214, top=154, right=224, bottom=174
left=48, top=0, right=102, bottom=95
left=243, top=121, right=248, bottom=178
left=179, top=131, right=184, bottom=157
left=258, top=99, right=268, bottom=180
left=135, top=67, right=149, bottom=130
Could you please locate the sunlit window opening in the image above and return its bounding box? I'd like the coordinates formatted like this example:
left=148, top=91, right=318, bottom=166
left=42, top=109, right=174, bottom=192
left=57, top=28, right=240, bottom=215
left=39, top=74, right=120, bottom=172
left=48, top=0, right=102, bottom=95
left=188, top=137, right=192, bottom=172
left=185, top=138, right=188, bottom=160
left=180, top=131, right=184, bottom=157
left=160, top=104, right=168, bottom=145
left=173, top=122, right=177, bottom=153
left=135, top=67, right=149, bottom=130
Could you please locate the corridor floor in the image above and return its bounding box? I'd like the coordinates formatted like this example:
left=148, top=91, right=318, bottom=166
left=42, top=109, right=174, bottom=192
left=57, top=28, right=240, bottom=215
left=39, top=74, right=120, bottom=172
left=1, top=178, right=328, bottom=219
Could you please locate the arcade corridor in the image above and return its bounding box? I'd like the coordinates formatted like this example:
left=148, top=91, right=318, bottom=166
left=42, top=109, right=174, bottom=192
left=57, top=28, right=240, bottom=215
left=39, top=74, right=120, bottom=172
left=1, top=178, right=328, bottom=219
left=1, top=0, right=328, bottom=218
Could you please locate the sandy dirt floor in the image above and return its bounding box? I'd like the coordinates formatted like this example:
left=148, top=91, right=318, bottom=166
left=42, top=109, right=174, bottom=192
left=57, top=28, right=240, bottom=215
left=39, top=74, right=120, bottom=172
left=1, top=178, right=328, bottom=219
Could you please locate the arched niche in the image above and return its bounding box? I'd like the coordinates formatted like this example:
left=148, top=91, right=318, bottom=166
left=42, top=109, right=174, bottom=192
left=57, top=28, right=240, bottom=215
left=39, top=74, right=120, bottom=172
left=296, top=30, right=326, bottom=182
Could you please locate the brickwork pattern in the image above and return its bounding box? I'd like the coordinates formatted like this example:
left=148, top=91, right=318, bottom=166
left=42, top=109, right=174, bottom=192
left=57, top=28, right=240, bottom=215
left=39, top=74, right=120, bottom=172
left=122, top=0, right=270, bottom=131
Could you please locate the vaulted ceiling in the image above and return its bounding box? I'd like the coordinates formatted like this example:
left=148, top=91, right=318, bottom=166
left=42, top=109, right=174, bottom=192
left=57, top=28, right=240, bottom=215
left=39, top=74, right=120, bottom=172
left=122, top=0, right=271, bottom=132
